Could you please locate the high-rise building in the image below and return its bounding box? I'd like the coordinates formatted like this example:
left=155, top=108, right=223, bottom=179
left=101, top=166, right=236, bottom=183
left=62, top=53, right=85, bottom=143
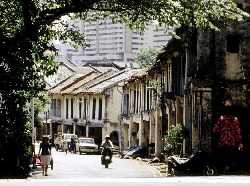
left=54, top=18, right=171, bottom=66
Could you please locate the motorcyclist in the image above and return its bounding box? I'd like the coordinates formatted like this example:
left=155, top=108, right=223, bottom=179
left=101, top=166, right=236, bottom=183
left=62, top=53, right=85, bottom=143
left=100, top=135, right=114, bottom=162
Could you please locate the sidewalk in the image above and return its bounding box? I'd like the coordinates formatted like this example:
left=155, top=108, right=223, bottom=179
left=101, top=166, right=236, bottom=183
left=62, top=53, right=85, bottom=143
left=134, top=157, right=168, bottom=177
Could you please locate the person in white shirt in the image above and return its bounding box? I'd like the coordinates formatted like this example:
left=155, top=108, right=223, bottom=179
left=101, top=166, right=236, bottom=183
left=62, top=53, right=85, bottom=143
left=100, top=135, right=114, bottom=162
left=101, top=135, right=114, bottom=149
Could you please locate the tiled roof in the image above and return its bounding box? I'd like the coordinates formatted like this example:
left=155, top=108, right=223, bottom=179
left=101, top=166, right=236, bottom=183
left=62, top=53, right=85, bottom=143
left=60, top=72, right=99, bottom=95
left=73, top=70, right=117, bottom=94
left=48, top=71, right=93, bottom=95
left=77, top=69, right=143, bottom=94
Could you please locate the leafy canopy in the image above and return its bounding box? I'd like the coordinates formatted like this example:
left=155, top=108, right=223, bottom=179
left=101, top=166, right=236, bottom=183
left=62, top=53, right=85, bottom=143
left=135, top=48, right=160, bottom=68
left=0, top=0, right=248, bottom=176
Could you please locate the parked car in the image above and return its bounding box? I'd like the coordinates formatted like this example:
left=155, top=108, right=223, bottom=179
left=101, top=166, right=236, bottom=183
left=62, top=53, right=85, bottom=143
left=77, top=137, right=99, bottom=154
left=54, top=134, right=78, bottom=151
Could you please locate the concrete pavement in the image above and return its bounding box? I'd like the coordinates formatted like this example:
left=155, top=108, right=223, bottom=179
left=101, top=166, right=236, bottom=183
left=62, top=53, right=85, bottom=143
left=1, top=177, right=250, bottom=186
left=32, top=149, right=160, bottom=179
left=2, top=149, right=250, bottom=186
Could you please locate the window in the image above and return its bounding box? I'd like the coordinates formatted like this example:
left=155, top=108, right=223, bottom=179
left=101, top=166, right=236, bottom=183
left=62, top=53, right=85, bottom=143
left=79, top=98, right=82, bottom=119
left=51, top=99, right=56, bottom=116
left=84, top=98, right=87, bottom=119
left=71, top=98, right=74, bottom=118
left=92, top=98, right=96, bottom=119
left=133, top=90, right=136, bottom=113
left=123, top=94, right=129, bottom=115
left=226, top=35, right=240, bottom=53
left=56, top=100, right=61, bottom=117
left=98, top=98, right=102, bottom=120
left=66, top=98, right=69, bottom=119
left=146, top=82, right=150, bottom=111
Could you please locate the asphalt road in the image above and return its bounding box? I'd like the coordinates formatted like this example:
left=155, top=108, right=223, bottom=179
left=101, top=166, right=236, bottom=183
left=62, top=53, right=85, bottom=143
left=2, top=149, right=250, bottom=186
left=32, top=148, right=159, bottom=179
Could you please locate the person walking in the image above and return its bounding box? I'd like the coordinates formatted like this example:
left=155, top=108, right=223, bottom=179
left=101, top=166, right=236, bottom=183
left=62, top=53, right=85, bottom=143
left=39, top=136, right=52, bottom=176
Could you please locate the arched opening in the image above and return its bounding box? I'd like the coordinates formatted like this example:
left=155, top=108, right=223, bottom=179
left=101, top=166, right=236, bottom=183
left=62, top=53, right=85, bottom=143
left=110, top=131, right=119, bottom=146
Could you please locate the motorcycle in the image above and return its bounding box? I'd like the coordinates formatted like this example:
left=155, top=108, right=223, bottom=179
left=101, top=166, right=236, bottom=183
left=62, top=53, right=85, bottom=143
left=167, top=151, right=216, bottom=176
left=167, top=150, right=250, bottom=176
left=101, top=147, right=112, bottom=168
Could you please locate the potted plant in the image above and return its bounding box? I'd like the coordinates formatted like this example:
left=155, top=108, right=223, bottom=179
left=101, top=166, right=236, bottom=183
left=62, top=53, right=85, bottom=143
left=162, top=124, right=184, bottom=159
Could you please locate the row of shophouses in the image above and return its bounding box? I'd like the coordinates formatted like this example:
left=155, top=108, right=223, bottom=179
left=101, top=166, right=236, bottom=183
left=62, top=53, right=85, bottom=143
left=42, top=2, right=250, bottom=156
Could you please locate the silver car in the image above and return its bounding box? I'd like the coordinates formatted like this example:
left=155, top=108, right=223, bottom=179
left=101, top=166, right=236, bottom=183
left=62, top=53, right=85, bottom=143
left=77, top=138, right=99, bottom=154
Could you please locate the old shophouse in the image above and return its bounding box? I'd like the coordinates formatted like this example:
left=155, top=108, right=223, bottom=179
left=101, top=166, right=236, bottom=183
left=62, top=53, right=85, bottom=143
left=46, top=66, right=141, bottom=146
left=120, top=40, right=185, bottom=156
left=161, top=1, right=250, bottom=155
left=43, top=1, right=250, bottom=156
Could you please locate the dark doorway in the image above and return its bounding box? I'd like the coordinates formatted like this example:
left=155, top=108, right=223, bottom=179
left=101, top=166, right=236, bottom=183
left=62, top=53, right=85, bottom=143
left=89, top=127, right=102, bottom=145
left=110, top=131, right=119, bottom=146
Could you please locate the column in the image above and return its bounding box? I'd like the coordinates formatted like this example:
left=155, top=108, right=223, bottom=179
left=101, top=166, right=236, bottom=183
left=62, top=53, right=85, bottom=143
left=95, top=96, right=99, bottom=120
left=135, top=85, right=138, bottom=114
left=50, top=123, right=52, bottom=137
left=139, top=117, right=144, bottom=146
left=149, top=113, right=155, bottom=144
left=124, top=124, right=129, bottom=150
left=86, top=125, right=89, bottom=137
left=141, top=83, right=144, bottom=111
left=128, top=117, right=133, bottom=148
left=129, top=89, right=132, bottom=114
left=176, top=98, right=183, bottom=124
left=138, top=84, right=141, bottom=113
left=61, top=121, right=64, bottom=135
left=155, top=108, right=161, bottom=157
left=102, top=95, right=105, bottom=120
left=73, top=122, right=76, bottom=134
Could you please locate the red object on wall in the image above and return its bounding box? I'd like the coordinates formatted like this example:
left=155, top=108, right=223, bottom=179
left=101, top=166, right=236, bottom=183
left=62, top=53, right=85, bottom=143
left=213, top=114, right=242, bottom=147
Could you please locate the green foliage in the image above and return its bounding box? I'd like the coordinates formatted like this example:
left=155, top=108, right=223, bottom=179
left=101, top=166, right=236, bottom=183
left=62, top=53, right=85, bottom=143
left=34, top=92, right=49, bottom=127
left=135, top=48, right=160, bottom=68
left=162, top=124, right=184, bottom=156
left=0, top=0, right=248, bottom=177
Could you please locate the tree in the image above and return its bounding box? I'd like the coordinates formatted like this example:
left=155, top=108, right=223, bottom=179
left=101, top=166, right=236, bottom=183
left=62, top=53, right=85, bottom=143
left=0, top=0, right=248, bottom=176
left=135, top=48, right=160, bottom=68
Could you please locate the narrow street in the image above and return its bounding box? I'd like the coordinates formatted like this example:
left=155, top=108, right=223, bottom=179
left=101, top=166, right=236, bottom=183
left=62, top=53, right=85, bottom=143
left=2, top=148, right=250, bottom=186
left=32, top=148, right=160, bottom=179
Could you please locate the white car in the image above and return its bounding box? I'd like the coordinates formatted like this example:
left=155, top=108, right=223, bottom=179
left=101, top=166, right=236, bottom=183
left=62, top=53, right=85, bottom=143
left=77, top=138, right=99, bottom=154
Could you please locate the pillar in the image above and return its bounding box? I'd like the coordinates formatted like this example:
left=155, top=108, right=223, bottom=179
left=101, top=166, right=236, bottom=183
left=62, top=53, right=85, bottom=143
left=86, top=125, right=89, bottom=137
left=61, top=121, right=64, bottom=135
left=149, top=113, right=155, bottom=144
left=50, top=123, right=53, bottom=137
left=73, top=123, right=76, bottom=134
left=155, top=108, right=161, bottom=157
left=139, top=119, right=144, bottom=146
left=123, top=124, right=129, bottom=150
left=129, top=117, right=133, bottom=147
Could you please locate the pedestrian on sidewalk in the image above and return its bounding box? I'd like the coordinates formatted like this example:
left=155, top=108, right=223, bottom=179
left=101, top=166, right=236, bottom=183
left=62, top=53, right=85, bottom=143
left=39, top=136, right=52, bottom=176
